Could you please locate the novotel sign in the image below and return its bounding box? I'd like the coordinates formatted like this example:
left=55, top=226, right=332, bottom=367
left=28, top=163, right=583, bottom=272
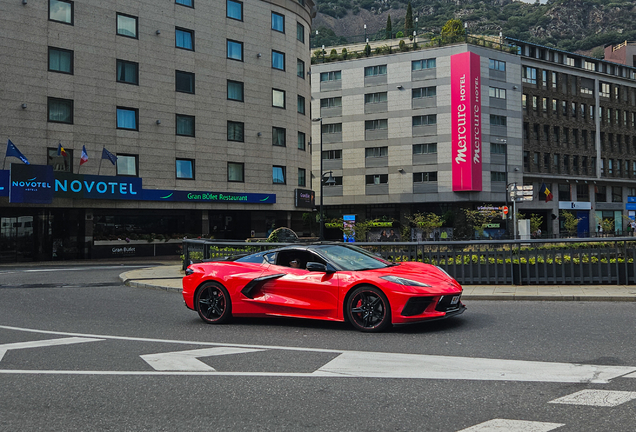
left=451, top=52, right=482, bottom=192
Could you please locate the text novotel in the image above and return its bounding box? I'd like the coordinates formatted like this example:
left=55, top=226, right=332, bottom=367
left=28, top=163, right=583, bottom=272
left=55, top=179, right=138, bottom=195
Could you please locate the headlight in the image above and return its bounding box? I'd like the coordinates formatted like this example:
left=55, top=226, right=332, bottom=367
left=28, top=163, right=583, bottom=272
left=380, top=275, right=431, bottom=287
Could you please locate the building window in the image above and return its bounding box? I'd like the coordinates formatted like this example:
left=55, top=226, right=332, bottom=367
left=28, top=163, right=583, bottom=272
left=267, top=50, right=284, bottom=72
left=116, top=154, right=138, bottom=177
left=176, top=159, right=194, bottom=179
left=364, top=65, right=387, bottom=76
left=49, top=47, right=73, bottom=74
left=365, top=92, right=388, bottom=104
left=577, top=183, right=589, bottom=201
left=48, top=97, right=73, bottom=124
left=227, top=162, right=244, bottom=182
left=491, top=143, right=506, bottom=154
left=176, top=114, right=195, bottom=137
left=413, top=172, right=437, bottom=182
left=176, top=0, right=193, bottom=7
left=412, top=87, right=436, bottom=99
left=176, top=70, right=194, bottom=93
left=227, top=0, right=242, bottom=20
left=297, top=95, right=305, bottom=114
left=321, top=97, right=342, bottom=108
left=600, top=82, right=610, bottom=98
left=322, top=123, right=342, bottom=134
left=412, top=115, right=436, bottom=126
left=558, top=184, right=570, bottom=201
left=553, top=154, right=560, bottom=174
left=296, top=22, right=305, bottom=43
left=298, top=168, right=306, bottom=187
left=320, top=71, right=341, bottom=82
left=489, top=87, right=506, bottom=99
left=552, top=71, right=557, bottom=89
left=227, top=80, right=243, bottom=101
left=272, top=89, right=285, bottom=108
left=490, top=115, right=507, bottom=127
left=273, top=166, right=286, bottom=184
left=489, top=59, right=505, bottom=71
left=271, top=12, right=285, bottom=33
left=413, top=143, right=437, bottom=154
left=176, top=28, right=194, bottom=50
left=116, top=59, right=138, bottom=85
left=47, top=147, right=73, bottom=172
left=227, top=39, right=243, bottom=61
left=49, top=0, right=73, bottom=24
left=117, top=13, right=137, bottom=38
left=596, top=185, right=606, bottom=202
left=297, top=59, right=305, bottom=78
left=116, top=107, right=138, bottom=130
left=365, top=174, right=388, bottom=185
left=365, top=147, right=388, bottom=158
left=322, top=149, right=342, bottom=160
left=227, top=121, right=244, bottom=142
left=491, top=172, right=506, bottom=182
left=412, top=59, right=436, bottom=70
left=365, top=119, right=388, bottom=130
left=298, top=132, right=306, bottom=150
left=272, top=127, right=286, bottom=146
left=522, top=66, right=537, bottom=84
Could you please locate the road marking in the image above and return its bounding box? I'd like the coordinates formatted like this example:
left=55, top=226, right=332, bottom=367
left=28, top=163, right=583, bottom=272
left=456, top=419, right=564, bottom=431
left=549, top=390, right=636, bottom=407
left=624, top=371, right=636, bottom=378
left=0, top=337, right=104, bottom=362
left=141, top=347, right=265, bottom=371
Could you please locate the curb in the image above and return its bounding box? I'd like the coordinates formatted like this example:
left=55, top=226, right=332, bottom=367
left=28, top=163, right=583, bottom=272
left=463, top=294, right=636, bottom=302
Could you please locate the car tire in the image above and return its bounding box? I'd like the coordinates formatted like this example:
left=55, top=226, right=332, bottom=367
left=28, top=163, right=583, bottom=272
left=195, top=282, right=232, bottom=324
left=346, top=286, right=391, bottom=332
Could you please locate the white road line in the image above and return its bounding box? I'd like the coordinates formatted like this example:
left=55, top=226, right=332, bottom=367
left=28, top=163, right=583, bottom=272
left=140, top=347, right=266, bottom=371
left=549, top=390, right=636, bottom=407
left=0, top=337, right=104, bottom=362
left=456, top=419, right=565, bottom=431
left=624, top=371, right=636, bottom=378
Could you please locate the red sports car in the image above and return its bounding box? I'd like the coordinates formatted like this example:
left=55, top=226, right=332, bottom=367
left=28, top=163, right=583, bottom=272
left=182, top=243, right=465, bottom=332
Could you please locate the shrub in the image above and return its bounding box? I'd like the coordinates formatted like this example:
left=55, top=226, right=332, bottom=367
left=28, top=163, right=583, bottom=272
left=364, top=43, right=371, bottom=56
left=341, top=47, right=348, bottom=59
left=396, top=31, right=404, bottom=38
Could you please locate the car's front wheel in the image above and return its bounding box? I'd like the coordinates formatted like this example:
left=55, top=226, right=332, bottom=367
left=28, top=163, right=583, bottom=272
left=346, top=286, right=391, bottom=332
left=195, top=282, right=232, bottom=324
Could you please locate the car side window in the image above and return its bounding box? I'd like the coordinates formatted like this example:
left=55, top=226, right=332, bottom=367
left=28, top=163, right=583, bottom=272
left=263, top=252, right=276, bottom=264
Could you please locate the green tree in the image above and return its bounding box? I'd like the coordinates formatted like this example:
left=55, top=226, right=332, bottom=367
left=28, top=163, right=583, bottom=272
left=463, top=207, right=498, bottom=239
left=386, top=14, right=392, bottom=39
left=329, top=218, right=378, bottom=241
left=406, top=212, right=443, bottom=240
left=563, top=212, right=582, bottom=237
left=440, top=18, right=466, bottom=43
left=364, top=43, right=371, bottom=56
left=404, top=2, right=413, bottom=35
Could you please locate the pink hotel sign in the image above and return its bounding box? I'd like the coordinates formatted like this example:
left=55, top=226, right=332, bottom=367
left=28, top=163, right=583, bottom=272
left=451, top=52, right=482, bottom=191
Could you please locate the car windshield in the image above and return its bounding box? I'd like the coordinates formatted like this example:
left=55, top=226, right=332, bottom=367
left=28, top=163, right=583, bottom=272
left=314, top=244, right=391, bottom=271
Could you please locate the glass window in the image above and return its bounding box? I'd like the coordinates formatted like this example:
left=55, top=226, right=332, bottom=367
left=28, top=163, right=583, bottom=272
left=116, top=154, right=138, bottom=177
left=298, top=132, right=305, bottom=150
left=176, top=159, right=194, bottom=179
left=297, top=59, right=305, bottom=78
left=49, top=47, right=73, bottom=74
left=365, top=119, right=388, bottom=130
left=412, top=87, right=435, bottom=99
left=488, top=87, right=506, bottom=99
left=321, top=97, right=342, bottom=108
left=490, top=115, right=507, bottom=127
left=297, top=95, right=305, bottom=114
left=364, top=65, right=387, bottom=76
left=176, top=28, right=194, bottom=50
left=227, top=0, right=242, bottom=20
left=298, top=168, right=306, bottom=187
left=414, top=172, right=437, bottom=182
left=412, top=115, right=436, bottom=126
left=491, top=172, right=506, bottom=182
left=297, top=22, right=305, bottom=43
left=49, top=0, right=73, bottom=24
left=272, top=50, right=285, bottom=70
left=176, top=0, right=193, bottom=6
left=522, top=66, right=537, bottom=84
left=413, top=143, right=437, bottom=154
left=47, top=147, right=73, bottom=172
left=322, top=123, right=342, bottom=134
left=116, top=59, right=138, bottom=85
left=273, top=166, right=286, bottom=184
left=412, top=59, right=436, bottom=70
left=176, top=114, right=195, bottom=137
left=364, top=92, right=387, bottom=104
left=271, top=12, right=285, bottom=32
left=227, top=121, right=244, bottom=142
left=228, top=162, right=244, bottom=182
left=176, top=70, right=194, bottom=93
left=488, top=59, right=505, bottom=71
left=227, top=80, right=243, bottom=101
left=116, top=107, right=138, bottom=130
left=47, top=97, right=73, bottom=124
left=227, top=40, right=243, bottom=61
left=322, top=150, right=342, bottom=160
left=320, top=71, right=341, bottom=82
left=272, top=89, right=285, bottom=108
left=272, top=127, right=286, bottom=146
left=365, top=174, right=388, bottom=185
left=365, top=147, right=388, bottom=157
left=491, top=143, right=506, bottom=154
left=117, top=13, right=137, bottom=38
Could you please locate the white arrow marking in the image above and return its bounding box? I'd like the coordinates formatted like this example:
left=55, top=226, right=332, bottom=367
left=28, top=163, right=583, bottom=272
left=140, top=347, right=266, bottom=371
left=313, top=352, right=636, bottom=383
left=0, top=337, right=104, bottom=362
left=457, top=419, right=565, bottom=432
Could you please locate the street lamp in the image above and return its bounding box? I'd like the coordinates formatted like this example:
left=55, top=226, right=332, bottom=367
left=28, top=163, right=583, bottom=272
left=312, top=118, right=336, bottom=240
left=364, top=24, right=367, bottom=44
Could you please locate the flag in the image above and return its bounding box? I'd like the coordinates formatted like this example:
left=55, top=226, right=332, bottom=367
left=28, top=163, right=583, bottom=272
left=80, top=145, right=88, bottom=166
left=6, top=139, right=30, bottom=164
left=101, top=147, right=117, bottom=165
left=539, top=183, right=553, bottom=202
left=57, top=143, right=68, bottom=157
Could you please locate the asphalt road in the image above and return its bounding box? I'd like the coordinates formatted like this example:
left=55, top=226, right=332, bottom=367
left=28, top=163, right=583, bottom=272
left=1, top=264, right=635, bottom=431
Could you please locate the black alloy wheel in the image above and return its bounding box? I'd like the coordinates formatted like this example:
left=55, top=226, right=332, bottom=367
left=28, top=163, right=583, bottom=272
left=195, top=282, right=232, bottom=324
left=346, top=286, right=391, bottom=332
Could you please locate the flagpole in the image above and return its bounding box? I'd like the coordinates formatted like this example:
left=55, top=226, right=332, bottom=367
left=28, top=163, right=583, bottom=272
left=2, top=156, right=6, bottom=170
left=98, top=148, right=103, bottom=175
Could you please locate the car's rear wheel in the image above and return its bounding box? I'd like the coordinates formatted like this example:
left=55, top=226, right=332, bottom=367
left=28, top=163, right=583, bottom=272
left=346, top=286, right=391, bottom=332
left=195, top=282, right=232, bottom=324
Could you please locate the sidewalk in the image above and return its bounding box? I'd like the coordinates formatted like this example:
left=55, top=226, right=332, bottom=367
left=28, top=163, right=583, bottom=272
left=120, top=264, right=636, bottom=301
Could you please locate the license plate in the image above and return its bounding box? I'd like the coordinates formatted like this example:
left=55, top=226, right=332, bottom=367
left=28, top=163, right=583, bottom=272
left=450, top=295, right=460, bottom=305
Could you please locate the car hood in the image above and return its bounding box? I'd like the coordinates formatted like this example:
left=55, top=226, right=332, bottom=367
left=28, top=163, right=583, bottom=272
left=363, top=261, right=461, bottom=292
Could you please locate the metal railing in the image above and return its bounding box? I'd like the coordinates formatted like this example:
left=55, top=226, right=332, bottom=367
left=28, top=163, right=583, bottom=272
left=182, top=238, right=636, bottom=285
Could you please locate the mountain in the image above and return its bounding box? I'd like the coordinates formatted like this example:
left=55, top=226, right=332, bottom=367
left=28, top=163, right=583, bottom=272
left=313, top=0, right=636, bottom=55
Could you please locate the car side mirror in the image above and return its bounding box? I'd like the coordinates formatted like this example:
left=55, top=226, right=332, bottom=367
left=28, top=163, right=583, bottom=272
left=306, top=262, right=335, bottom=273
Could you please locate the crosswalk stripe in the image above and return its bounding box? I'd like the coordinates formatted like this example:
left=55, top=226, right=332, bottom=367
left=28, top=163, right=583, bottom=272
left=456, top=419, right=565, bottom=431
left=549, top=389, right=636, bottom=407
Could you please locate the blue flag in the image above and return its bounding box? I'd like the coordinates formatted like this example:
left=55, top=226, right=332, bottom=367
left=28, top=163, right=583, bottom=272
left=6, top=140, right=30, bottom=164
left=101, top=147, right=118, bottom=165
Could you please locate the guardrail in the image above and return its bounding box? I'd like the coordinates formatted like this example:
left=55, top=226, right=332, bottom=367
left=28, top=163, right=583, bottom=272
left=182, top=238, right=636, bottom=285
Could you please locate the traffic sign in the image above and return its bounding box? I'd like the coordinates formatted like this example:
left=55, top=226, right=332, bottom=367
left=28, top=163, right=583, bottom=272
left=503, top=206, right=509, bottom=215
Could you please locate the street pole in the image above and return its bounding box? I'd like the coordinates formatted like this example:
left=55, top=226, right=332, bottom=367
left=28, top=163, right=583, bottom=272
left=313, top=118, right=325, bottom=240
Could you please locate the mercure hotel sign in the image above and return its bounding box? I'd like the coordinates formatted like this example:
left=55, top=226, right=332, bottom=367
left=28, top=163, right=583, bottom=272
left=451, top=52, right=482, bottom=192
